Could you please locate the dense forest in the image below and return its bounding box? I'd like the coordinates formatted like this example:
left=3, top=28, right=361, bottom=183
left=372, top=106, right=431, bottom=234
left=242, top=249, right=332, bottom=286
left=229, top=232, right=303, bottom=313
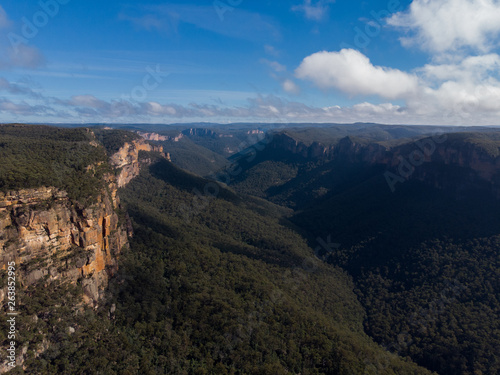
left=1, top=124, right=499, bottom=374
left=226, top=128, right=500, bottom=375
left=1, top=154, right=433, bottom=374
left=0, top=124, right=110, bottom=204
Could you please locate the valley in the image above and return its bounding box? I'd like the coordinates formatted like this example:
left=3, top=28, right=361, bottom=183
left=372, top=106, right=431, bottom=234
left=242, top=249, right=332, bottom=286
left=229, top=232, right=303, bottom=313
left=0, top=123, right=498, bottom=374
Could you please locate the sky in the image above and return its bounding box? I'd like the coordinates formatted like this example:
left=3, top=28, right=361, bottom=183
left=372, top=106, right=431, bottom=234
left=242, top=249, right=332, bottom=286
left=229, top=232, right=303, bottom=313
left=1, top=0, right=500, bottom=125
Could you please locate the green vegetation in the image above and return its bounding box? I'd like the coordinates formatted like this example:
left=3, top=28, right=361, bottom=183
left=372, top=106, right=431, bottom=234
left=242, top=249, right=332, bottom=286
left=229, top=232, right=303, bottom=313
left=5, top=158, right=431, bottom=374
left=0, top=124, right=111, bottom=204
left=3, top=125, right=500, bottom=374
left=443, top=132, right=500, bottom=157
left=103, top=160, right=431, bottom=374
left=228, top=161, right=299, bottom=198
left=359, top=235, right=500, bottom=375
left=92, top=128, right=142, bottom=154
left=227, top=128, right=500, bottom=375
left=159, top=137, right=230, bottom=177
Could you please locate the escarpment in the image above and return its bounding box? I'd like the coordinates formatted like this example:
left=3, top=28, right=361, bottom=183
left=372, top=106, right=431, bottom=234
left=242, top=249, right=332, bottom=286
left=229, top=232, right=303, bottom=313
left=0, top=134, right=168, bottom=307
left=0, top=127, right=173, bottom=373
left=267, top=132, right=500, bottom=195
left=110, top=139, right=168, bottom=187
left=0, top=183, right=128, bottom=306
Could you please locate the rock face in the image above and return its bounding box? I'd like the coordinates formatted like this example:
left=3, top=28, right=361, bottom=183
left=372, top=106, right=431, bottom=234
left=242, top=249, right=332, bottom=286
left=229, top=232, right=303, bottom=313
left=267, top=132, right=500, bottom=195
left=0, top=183, right=129, bottom=305
left=110, top=139, right=167, bottom=187
left=267, top=133, right=389, bottom=162
left=183, top=128, right=217, bottom=137
left=0, top=134, right=168, bottom=373
left=0, top=137, right=165, bottom=309
left=0, top=182, right=130, bottom=373
left=137, top=131, right=169, bottom=142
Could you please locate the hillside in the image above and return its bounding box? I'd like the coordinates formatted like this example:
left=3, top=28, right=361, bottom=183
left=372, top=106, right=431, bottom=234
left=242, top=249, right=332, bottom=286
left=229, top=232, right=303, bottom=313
left=0, top=125, right=436, bottom=374
left=1, top=124, right=499, bottom=374
left=0, top=125, right=164, bottom=372
left=103, top=157, right=433, bottom=374
left=227, top=127, right=500, bottom=375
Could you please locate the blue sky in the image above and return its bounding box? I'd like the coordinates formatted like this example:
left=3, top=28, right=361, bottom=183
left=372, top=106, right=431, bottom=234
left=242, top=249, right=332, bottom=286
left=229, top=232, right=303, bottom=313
left=1, top=0, right=500, bottom=125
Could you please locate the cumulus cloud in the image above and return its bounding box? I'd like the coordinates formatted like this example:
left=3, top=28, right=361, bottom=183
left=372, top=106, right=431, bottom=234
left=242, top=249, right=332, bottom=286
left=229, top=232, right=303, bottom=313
left=2, top=89, right=500, bottom=125
left=295, top=49, right=419, bottom=99
left=292, top=0, right=335, bottom=21
left=290, top=1, right=500, bottom=124
left=388, top=0, right=500, bottom=53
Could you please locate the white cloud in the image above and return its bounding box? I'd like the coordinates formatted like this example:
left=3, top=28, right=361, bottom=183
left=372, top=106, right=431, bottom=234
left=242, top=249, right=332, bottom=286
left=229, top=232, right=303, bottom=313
left=1, top=89, right=500, bottom=125
left=295, top=49, right=419, bottom=99
left=282, top=79, right=300, bottom=94
left=288, top=1, right=500, bottom=124
left=292, top=0, right=335, bottom=21
left=420, top=54, right=500, bottom=84
left=408, top=81, right=500, bottom=120
left=388, top=0, right=500, bottom=53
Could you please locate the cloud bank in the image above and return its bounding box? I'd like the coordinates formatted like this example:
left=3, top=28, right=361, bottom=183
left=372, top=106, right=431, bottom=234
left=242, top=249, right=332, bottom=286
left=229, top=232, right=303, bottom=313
left=293, top=0, right=500, bottom=125
left=388, top=0, right=500, bottom=53
left=2, top=1, right=500, bottom=125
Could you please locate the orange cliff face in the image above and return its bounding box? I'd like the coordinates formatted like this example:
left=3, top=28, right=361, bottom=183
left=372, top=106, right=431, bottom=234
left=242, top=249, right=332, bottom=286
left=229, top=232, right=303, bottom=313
left=110, top=139, right=170, bottom=188
left=0, top=137, right=168, bottom=307
left=0, top=136, right=169, bottom=372
left=0, top=183, right=129, bottom=306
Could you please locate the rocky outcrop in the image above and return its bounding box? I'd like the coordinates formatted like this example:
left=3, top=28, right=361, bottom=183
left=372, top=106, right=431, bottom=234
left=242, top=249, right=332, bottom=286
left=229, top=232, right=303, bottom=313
left=110, top=139, right=168, bottom=187
left=267, top=133, right=389, bottom=162
left=137, top=131, right=169, bottom=142
left=267, top=132, right=500, bottom=196
left=0, top=181, right=130, bottom=372
left=396, top=139, right=500, bottom=196
left=247, top=130, right=264, bottom=135
left=0, top=183, right=129, bottom=306
left=183, top=128, right=217, bottom=137
left=0, top=132, right=167, bottom=373
left=0, top=137, right=164, bottom=307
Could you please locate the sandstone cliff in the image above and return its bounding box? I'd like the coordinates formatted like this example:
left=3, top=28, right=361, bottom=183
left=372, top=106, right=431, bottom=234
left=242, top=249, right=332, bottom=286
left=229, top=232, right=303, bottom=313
left=267, top=132, right=389, bottom=162
left=110, top=139, right=168, bottom=187
left=0, top=137, right=167, bottom=303
left=0, top=129, right=171, bottom=372
left=0, top=182, right=128, bottom=306
left=137, top=131, right=169, bottom=142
